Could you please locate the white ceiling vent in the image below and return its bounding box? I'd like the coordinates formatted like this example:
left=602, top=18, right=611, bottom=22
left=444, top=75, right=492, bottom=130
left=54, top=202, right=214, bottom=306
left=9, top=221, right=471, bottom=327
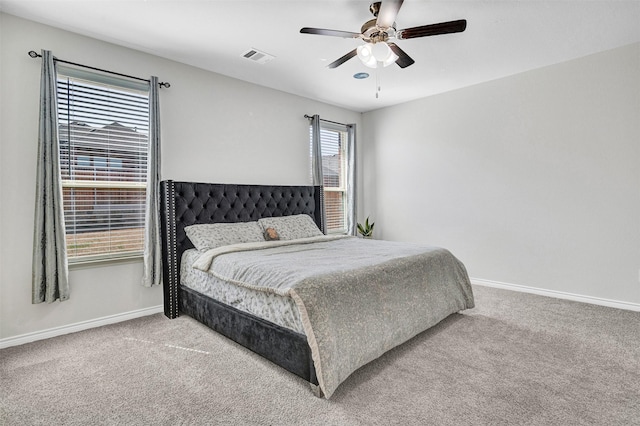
left=241, top=48, right=275, bottom=64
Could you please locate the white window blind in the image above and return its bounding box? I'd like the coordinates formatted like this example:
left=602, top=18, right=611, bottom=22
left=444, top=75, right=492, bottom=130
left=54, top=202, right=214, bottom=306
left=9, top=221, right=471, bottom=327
left=310, top=123, right=348, bottom=234
left=57, top=70, right=149, bottom=261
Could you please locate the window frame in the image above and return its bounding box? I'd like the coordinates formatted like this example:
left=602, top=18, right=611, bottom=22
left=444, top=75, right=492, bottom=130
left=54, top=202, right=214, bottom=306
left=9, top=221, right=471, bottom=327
left=311, top=121, right=350, bottom=235
left=56, top=66, right=150, bottom=264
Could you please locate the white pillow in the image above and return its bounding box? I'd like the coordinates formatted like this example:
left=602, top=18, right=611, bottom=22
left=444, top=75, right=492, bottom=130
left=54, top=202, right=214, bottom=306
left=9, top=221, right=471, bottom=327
left=258, top=214, right=323, bottom=241
left=185, top=221, right=264, bottom=251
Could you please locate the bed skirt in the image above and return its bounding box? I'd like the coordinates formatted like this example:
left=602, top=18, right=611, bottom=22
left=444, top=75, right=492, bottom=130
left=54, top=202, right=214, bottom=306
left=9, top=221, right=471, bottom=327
left=179, top=285, right=318, bottom=385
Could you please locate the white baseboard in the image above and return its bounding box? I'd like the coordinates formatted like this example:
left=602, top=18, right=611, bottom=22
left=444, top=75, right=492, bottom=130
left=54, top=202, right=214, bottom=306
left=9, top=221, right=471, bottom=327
left=471, top=278, right=640, bottom=312
left=0, top=305, right=163, bottom=349
left=3, top=281, right=638, bottom=349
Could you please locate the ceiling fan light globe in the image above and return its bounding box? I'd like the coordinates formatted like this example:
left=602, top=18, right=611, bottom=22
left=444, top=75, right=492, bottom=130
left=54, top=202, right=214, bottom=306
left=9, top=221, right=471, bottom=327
left=371, top=42, right=392, bottom=61
left=357, top=45, right=378, bottom=68
left=358, top=44, right=372, bottom=58
left=382, top=51, right=399, bottom=67
left=362, top=56, right=378, bottom=68
left=357, top=44, right=372, bottom=58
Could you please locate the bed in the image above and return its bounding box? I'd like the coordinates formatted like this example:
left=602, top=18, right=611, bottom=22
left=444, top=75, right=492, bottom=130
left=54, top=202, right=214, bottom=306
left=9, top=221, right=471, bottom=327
left=160, top=180, right=474, bottom=398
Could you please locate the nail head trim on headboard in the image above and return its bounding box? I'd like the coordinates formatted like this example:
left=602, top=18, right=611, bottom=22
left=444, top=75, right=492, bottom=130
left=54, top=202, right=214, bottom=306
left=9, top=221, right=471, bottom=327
left=159, top=180, right=323, bottom=320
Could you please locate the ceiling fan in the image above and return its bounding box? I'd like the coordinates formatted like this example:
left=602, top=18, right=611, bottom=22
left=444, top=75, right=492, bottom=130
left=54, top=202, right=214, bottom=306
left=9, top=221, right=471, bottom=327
left=300, top=0, right=466, bottom=69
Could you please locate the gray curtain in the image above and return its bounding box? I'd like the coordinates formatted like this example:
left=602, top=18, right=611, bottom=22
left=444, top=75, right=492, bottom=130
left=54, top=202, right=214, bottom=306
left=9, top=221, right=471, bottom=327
left=141, top=76, right=162, bottom=287
left=310, top=114, right=327, bottom=234
left=345, top=124, right=357, bottom=236
left=32, top=50, right=70, bottom=303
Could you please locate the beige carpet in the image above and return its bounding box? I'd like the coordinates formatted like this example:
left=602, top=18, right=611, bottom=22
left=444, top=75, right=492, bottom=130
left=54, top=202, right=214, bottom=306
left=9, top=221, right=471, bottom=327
left=1, top=285, right=639, bottom=425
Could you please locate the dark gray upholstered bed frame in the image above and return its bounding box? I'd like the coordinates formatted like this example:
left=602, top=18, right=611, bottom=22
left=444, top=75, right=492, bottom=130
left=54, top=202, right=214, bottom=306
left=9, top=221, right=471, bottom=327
left=159, top=180, right=324, bottom=386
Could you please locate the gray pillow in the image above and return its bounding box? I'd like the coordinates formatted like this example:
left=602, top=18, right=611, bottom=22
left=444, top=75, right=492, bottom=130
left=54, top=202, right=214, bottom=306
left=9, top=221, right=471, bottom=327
left=258, top=214, right=323, bottom=241
left=185, top=221, right=265, bottom=251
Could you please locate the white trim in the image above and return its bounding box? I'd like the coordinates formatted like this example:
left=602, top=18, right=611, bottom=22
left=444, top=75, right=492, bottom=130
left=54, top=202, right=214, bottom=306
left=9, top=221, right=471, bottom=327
left=3, top=280, right=637, bottom=349
left=471, top=278, right=640, bottom=312
left=0, top=305, right=163, bottom=349
left=58, top=65, right=150, bottom=92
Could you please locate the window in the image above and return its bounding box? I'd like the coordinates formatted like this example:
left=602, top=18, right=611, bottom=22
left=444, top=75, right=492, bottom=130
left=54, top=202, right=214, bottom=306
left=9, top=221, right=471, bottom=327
left=310, top=122, right=350, bottom=234
left=57, top=68, right=149, bottom=261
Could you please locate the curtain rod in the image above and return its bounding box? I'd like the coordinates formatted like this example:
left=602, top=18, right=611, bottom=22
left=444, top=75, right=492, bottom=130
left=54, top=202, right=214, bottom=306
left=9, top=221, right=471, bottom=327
left=28, top=51, right=170, bottom=88
left=304, top=114, right=346, bottom=126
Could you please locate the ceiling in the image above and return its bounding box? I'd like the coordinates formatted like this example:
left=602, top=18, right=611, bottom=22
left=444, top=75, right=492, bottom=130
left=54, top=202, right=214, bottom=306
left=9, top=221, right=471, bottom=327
left=2, top=1, right=639, bottom=113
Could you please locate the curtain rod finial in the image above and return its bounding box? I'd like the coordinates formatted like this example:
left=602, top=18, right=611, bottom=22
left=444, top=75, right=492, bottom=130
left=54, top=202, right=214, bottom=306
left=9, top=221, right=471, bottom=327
left=28, top=50, right=41, bottom=58
left=159, top=82, right=170, bottom=88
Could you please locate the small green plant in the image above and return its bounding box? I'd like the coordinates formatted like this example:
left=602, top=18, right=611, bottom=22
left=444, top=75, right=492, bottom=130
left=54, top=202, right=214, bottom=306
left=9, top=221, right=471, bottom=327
left=357, top=217, right=375, bottom=238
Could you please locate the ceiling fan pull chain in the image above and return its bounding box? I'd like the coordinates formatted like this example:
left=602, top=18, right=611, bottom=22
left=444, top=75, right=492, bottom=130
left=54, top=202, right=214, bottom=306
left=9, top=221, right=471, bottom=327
left=375, top=65, right=381, bottom=99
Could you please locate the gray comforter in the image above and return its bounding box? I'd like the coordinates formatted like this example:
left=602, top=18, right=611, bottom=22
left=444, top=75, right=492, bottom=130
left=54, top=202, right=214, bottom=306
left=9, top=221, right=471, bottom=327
left=193, top=236, right=474, bottom=398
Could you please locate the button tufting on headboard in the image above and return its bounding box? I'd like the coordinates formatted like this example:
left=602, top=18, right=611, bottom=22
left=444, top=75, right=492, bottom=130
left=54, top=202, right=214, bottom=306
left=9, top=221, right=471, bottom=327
left=160, top=180, right=324, bottom=319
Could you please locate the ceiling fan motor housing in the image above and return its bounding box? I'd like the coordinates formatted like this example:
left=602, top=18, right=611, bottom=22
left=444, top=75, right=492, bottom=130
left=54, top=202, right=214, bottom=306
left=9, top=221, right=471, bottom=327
left=361, top=19, right=394, bottom=43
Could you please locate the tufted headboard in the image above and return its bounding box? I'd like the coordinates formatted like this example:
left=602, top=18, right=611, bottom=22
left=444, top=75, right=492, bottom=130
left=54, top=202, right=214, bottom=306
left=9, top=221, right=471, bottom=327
left=159, top=180, right=324, bottom=318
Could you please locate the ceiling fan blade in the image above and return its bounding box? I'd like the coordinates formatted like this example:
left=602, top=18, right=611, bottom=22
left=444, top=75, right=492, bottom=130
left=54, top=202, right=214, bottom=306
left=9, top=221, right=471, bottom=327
left=397, top=19, right=467, bottom=40
left=376, top=0, right=404, bottom=29
left=388, top=43, right=415, bottom=68
left=300, top=27, right=361, bottom=39
left=327, top=49, right=358, bottom=69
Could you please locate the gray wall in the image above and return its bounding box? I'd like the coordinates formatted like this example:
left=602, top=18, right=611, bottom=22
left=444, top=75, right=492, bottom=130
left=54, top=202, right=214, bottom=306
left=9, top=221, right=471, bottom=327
left=0, top=13, right=362, bottom=341
left=2, top=11, right=638, bottom=343
left=362, top=43, right=640, bottom=304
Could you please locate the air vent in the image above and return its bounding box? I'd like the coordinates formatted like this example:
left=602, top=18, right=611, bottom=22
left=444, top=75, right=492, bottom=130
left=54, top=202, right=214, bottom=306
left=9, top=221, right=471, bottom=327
left=241, top=48, right=275, bottom=64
